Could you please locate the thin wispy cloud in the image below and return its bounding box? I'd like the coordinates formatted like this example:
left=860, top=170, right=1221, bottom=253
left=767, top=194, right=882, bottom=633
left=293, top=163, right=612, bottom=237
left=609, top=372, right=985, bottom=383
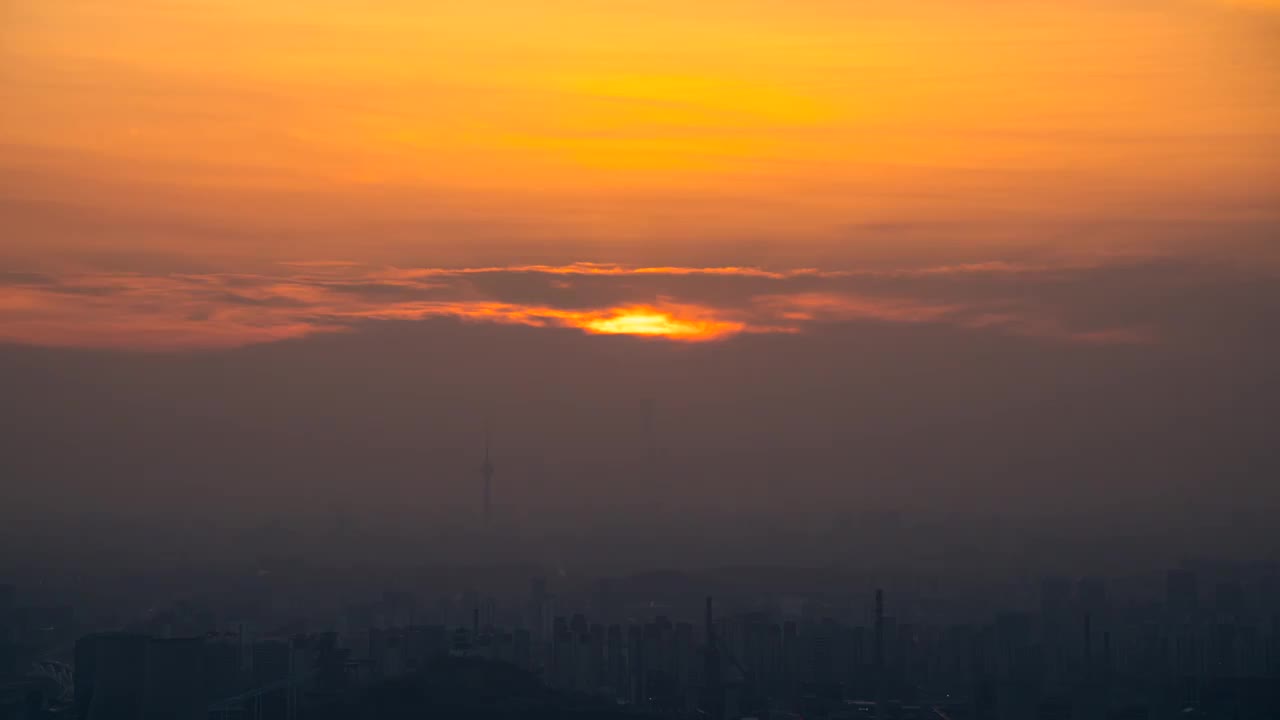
left=0, top=261, right=1158, bottom=351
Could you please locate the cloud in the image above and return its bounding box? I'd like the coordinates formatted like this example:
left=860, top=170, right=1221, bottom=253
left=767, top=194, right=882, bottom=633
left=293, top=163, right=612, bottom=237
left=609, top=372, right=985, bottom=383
left=380, top=262, right=839, bottom=281
left=0, top=261, right=1171, bottom=351
left=1214, top=0, right=1280, bottom=9
left=0, top=272, right=56, bottom=286
left=751, top=292, right=958, bottom=325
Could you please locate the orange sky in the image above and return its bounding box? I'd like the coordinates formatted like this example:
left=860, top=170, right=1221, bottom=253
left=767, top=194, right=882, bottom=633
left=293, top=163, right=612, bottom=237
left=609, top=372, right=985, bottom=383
left=1, top=0, right=1278, bottom=344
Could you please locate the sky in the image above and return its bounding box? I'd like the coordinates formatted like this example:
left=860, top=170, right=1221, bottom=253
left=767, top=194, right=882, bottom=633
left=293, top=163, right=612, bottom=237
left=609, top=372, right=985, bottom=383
left=1, top=0, right=1278, bottom=566
left=0, top=0, right=1277, bottom=348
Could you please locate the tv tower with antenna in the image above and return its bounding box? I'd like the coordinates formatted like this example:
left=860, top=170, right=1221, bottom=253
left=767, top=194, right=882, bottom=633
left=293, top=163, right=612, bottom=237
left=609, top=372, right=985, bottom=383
left=644, top=397, right=657, bottom=470
left=481, top=419, right=494, bottom=523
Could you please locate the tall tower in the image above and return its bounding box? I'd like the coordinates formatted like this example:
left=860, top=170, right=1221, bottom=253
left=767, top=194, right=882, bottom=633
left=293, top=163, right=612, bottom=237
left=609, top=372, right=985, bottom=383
left=481, top=421, right=494, bottom=523
left=874, top=588, right=885, bottom=697
left=643, top=397, right=662, bottom=514
left=644, top=397, right=657, bottom=468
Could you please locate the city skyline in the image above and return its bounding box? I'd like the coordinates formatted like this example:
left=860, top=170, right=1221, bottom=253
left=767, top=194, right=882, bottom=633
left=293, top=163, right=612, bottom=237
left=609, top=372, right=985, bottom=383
left=6, top=558, right=1280, bottom=718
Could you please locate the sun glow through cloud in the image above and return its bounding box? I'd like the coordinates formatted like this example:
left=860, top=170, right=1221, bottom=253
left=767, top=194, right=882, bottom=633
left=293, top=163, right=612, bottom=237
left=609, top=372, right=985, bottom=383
left=0, top=262, right=1159, bottom=351
left=578, top=307, right=744, bottom=341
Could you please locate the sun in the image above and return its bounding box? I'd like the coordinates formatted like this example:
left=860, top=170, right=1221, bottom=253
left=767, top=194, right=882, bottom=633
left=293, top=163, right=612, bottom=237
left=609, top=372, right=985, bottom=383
left=577, top=306, right=743, bottom=341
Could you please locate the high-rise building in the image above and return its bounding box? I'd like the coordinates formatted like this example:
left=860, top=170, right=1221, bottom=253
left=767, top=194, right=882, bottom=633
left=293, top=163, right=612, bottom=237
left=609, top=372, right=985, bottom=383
left=1167, top=568, right=1199, bottom=616
left=75, top=633, right=206, bottom=720
left=1040, top=578, right=1072, bottom=624
left=528, top=579, right=546, bottom=626
left=874, top=589, right=885, bottom=682
left=607, top=624, right=626, bottom=698
left=627, top=624, right=644, bottom=705
left=1078, top=577, right=1108, bottom=614
left=593, top=578, right=617, bottom=624
left=1214, top=580, right=1243, bottom=616
left=701, top=597, right=724, bottom=719
left=0, top=584, right=13, bottom=616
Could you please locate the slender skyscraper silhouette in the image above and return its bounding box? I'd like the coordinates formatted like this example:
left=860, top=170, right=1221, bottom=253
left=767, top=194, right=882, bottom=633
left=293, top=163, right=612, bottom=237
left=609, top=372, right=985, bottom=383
left=874, top=588, right=885, bottom=701
left=701, top=596, right=723, bottom=719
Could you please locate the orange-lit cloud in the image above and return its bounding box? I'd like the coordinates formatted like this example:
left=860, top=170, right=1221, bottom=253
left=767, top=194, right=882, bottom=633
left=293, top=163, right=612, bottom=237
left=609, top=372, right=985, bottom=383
left=0, top=262, right=1155, bottom=351
left=751, top=293, right=958, bottom=325
left=1215, top=0, right=1280, bottom=9
left=381, top=263, right=841, bottom=281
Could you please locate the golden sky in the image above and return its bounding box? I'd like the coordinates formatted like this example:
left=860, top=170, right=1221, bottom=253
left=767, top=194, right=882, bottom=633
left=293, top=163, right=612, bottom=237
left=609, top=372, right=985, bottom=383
left=1, top=0, right=1278, bottom=345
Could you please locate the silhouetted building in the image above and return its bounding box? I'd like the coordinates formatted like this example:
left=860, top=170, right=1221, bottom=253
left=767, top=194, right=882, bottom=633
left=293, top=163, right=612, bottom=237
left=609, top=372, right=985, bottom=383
left=1167, top=568, right=1199, bottom=617
left=75, top=633, right=204, bottom=720
left=700, top=596, right=724, bottom=719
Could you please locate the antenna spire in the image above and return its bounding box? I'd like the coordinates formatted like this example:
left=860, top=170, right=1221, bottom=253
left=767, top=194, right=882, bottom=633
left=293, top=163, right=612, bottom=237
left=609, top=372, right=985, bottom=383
left=481, top=417, right=494, bottom=523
